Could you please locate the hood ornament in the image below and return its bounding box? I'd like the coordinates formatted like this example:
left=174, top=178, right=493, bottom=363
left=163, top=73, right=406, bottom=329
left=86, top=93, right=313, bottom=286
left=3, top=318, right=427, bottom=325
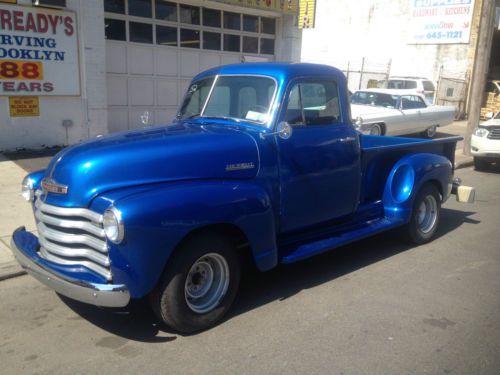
left=41, top=178, right=68, bottom=195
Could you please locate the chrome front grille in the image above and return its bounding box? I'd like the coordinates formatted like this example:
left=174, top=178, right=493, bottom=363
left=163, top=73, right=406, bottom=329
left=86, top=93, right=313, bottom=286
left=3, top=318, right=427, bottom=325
left=487, top=128, right=500, bottom=140
left=34, top=197, right=112, bottom=281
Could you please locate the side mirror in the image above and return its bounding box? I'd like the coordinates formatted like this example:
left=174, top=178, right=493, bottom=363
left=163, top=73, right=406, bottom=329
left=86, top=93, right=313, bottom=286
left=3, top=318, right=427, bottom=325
left=260, top=121, right=293, bottom=140
left=277, top=121, right=293, bottom=140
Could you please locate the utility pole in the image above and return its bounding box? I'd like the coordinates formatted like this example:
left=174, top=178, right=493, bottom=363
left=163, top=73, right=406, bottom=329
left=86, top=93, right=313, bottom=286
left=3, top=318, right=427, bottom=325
left=464, top=0, right=496, bottom=156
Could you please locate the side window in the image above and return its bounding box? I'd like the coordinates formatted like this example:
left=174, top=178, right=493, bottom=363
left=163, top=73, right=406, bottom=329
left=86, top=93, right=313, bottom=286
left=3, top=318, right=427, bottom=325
left=412, top=95, right=427, bottom=109
left=401, top=96, right=412, bottom=110
left=405, top=81, right=417, bottom=89
left=401, top=95, right=426, bottom=109
left=284, top=80, right=341, bottom=126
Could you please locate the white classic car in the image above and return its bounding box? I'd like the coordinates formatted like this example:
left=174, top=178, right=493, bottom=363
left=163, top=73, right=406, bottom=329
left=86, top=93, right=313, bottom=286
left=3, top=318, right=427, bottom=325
left=471, top=111, right=500, bottom=170
left=351, top=89, right=455, bottom=137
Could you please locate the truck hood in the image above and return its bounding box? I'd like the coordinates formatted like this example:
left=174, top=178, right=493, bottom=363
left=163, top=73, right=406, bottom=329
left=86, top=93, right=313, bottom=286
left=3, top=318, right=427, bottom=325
left=43, top=122, right=260, bottom=207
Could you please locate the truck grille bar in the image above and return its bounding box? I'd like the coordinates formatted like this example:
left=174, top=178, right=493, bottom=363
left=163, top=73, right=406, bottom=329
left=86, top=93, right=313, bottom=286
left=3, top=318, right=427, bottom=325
left=34, top=197, right=112, bottom=281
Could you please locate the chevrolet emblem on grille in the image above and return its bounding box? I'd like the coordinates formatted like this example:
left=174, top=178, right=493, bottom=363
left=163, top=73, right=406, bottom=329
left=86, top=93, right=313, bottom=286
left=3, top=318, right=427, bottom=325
left=41, top=178, right=68, bottom=195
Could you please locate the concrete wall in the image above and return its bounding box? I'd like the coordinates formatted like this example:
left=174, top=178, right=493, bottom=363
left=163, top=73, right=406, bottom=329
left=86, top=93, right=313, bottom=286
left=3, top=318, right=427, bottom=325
left=0, top=0, right=107, bottom=152
left=301, top=0, right=471, bottom=91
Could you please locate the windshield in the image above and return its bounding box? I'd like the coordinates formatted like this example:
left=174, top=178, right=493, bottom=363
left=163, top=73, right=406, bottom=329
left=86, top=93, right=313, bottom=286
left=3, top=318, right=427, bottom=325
left=351, top=91, right=399, bottom=109
left=177, top=75, right=276, bottom=124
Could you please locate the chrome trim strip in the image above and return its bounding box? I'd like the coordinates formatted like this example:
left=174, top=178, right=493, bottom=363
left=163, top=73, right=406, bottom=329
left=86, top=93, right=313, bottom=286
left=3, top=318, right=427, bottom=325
left=37, top=222, right=107, bottom=253
left=39, top=247, right=112, bottom=281
left=35, top=210, right=105, bottom=238
left=39, top=237, right=110, bottom=268
left=11, top=229, right=128, bottom=307
left=35, top=199, right=103, bottom=224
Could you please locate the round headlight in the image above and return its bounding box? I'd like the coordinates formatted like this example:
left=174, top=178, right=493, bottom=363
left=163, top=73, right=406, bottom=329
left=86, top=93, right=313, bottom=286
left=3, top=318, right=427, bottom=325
left=474, top=128, right=489, bottom=137
left=21, top=176, right=34, bottom=202
left=103, top=207, right=124, bottom=244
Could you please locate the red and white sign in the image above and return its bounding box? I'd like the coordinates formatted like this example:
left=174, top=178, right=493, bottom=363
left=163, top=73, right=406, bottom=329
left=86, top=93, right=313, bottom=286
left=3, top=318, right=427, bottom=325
left=0, top=3, right=79, bottom=96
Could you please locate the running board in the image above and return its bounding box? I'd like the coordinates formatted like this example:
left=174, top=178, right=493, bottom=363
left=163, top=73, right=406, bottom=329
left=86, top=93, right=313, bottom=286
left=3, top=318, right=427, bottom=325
left=281, top=217, right=404, bottom=264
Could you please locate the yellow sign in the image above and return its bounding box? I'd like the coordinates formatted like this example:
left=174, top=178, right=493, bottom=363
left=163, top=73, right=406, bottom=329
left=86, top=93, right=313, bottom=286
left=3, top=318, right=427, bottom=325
left=9, top=96, right=40, bottom=117
left=0, top=60, right=44, bottom=80
left=209, top=0, right=298, bottom=15
left=299, top=0, right=316, bottom=29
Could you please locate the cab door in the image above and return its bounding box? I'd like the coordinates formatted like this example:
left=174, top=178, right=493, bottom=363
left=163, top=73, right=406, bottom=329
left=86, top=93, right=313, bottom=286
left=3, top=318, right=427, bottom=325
left=277, top=79, right=361, bottom=234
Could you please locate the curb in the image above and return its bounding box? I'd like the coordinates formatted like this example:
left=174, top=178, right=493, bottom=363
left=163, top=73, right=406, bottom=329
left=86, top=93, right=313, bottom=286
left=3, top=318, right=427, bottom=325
left=0, top=269, right=26, bottom=282
left=455, top=158, right=474, bottom=170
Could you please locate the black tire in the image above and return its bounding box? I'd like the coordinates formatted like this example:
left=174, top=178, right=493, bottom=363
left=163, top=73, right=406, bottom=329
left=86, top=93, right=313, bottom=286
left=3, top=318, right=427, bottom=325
left=473, top=157, right=489, bottom=171
left=401, top=183, right=441, bottom=245
left=150, top=233, right=241, bottom=333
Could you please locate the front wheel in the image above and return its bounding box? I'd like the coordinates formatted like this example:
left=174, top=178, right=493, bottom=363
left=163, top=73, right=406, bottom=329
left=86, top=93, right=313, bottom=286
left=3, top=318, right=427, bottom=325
left=401, top=183, right=441, bottom=244
left=150, top=234, right=241, bottom=333
left=369, top=123, right=383, bottom=136
left=473, top=157, right=489, bottom=171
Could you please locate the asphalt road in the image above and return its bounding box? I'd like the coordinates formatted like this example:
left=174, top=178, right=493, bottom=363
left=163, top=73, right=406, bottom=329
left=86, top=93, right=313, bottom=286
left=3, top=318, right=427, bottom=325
left=0, top=166, right=499, bottom=375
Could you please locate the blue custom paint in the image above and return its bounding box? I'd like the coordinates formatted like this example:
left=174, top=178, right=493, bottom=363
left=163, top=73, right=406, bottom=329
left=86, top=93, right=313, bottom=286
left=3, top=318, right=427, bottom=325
left=13, top=63, right=462, bottom=301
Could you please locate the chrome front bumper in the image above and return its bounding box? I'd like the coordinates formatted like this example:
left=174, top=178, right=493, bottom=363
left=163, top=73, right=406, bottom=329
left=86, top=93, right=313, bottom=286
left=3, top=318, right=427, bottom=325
left=10, top=227, right=130, bottom=308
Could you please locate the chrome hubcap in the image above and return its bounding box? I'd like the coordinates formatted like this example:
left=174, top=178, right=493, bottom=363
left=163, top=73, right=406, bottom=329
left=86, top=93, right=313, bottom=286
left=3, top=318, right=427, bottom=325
left=416, top=195, right=438, bottom=234
left=370, top=125, right=381, bottom=136
left=427, top=126, right=437, bottom=137
left=185, top=253, right=230, bottom=314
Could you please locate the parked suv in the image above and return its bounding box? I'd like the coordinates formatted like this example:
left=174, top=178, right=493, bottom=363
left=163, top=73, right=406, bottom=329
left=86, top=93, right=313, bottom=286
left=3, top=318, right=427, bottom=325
left=471, top=111, right=500, bottom=170
left=379, top=77, right=436, bottom=104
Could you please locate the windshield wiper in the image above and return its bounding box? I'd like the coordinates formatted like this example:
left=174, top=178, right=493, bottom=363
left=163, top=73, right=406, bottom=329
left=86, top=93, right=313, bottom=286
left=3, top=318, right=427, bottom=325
left=200, top=116, right=241, bottom=122
left=177, top=113, right=201, bottom=120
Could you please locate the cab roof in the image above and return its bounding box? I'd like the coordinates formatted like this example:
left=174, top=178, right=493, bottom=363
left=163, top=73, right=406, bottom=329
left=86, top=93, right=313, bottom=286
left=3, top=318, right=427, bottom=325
left=192, top=62, right=346, bottom=83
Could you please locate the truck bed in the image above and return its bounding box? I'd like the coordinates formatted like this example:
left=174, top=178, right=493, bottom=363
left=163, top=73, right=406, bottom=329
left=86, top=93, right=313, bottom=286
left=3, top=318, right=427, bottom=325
left=360, top=135, right=462, bottom=203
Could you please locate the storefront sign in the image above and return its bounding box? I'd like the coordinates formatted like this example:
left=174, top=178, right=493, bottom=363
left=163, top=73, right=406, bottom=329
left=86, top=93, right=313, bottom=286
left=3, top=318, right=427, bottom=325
left=9, top=96, right=40, bottom=116
left=299, top=0, right=315, bottom=29
left=209, top=0, right=298, bottom=15
left=0, top=3, right=79, bottom=96
left=410, top=0, right=475, bottom=44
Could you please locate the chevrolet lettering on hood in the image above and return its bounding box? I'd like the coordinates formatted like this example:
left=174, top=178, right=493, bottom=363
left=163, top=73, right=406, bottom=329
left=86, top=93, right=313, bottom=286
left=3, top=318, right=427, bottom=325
left=41, top=178, right=68, bottom=195
left=225, top=162, right=255, bottom=171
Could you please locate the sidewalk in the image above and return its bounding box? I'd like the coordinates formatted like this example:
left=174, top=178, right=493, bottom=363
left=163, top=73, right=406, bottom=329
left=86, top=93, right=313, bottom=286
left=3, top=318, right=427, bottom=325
left=0, top=154, right=36, bottom=280
left=0, top=123, right=473, bottom=281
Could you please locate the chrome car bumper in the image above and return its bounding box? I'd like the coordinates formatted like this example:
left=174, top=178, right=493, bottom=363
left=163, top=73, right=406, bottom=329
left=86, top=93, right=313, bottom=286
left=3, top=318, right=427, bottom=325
left=10, top=227, right=130, bottom=308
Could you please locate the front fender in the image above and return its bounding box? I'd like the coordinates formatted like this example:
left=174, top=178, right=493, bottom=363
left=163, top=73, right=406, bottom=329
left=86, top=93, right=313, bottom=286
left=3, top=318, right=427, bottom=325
left=382, top=153, right=452, bottom=223
left=93, top=180, right=277, bottom=298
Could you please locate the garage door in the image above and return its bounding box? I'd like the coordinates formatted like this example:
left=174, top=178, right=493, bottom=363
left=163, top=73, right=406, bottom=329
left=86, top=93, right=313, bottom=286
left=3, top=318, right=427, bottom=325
left=104, top=0, right=277, bottom=133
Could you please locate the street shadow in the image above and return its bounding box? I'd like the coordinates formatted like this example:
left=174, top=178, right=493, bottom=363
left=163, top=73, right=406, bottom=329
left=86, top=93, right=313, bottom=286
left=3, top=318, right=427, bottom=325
left=59, top=295, right=177, bottom=343
left=475, top=163, right=500, bottom=174
left=60, top=208, right=477, bottom=341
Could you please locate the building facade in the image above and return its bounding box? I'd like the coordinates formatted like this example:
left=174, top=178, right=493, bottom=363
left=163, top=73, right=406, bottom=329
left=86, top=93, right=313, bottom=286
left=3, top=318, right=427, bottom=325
left=0, top=0, right=301, bottom=151
left=301, top=0, right=499, bottom=116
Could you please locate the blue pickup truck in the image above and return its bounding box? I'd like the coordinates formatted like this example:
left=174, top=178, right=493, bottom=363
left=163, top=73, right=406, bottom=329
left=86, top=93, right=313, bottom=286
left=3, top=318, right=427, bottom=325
left=12, top=63, right=474, bottom=333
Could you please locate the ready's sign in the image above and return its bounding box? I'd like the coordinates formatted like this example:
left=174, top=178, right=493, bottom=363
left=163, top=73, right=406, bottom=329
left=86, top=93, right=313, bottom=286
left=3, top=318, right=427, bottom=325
left=0, top=3, right=79, bottom=96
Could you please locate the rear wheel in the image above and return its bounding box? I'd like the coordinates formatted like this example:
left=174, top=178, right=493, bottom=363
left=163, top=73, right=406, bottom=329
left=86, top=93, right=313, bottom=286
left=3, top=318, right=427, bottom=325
left=473, top=157, right=489, bottom=171
left=422, top=125, right=437, bottom=138
left=402, top=183, right=441, bottom=244
left=150, top=234, right=241, bottom=333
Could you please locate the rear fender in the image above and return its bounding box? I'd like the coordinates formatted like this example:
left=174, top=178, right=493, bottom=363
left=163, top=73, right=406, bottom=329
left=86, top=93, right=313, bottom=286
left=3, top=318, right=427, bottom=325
left=96, top=181, right=277, bottom=298
left=382, top=153, right=452, bottom=223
